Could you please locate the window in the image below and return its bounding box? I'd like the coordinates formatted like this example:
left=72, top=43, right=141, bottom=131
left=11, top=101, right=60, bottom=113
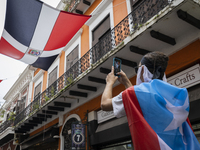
left=66, top=45, right=79, bottom=71
left=62, top=118, right=78, bottom=150
left=92, top=15, right=111, bottom=64
left=48, top=67, right=58, bottom=87
left=130, top=0, right=142, bottom=10
left=34, top=82, right=41, bottom=99
left=16, top=96, right=26, bottom=115
left=20, top=96, right=26, bottom=111
left=92, top=15, right=110, bottom=46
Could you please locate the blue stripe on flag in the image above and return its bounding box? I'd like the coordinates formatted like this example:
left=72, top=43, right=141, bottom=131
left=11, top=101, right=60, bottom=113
left=31, top=55, right=58, bottom=71
left=134, top=80, right=200, bottom=149
left=5, top=0, right=43, bottom=47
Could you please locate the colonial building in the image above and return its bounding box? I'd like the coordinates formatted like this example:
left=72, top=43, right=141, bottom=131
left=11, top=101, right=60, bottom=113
left=0, top=0, right=200, bottom=149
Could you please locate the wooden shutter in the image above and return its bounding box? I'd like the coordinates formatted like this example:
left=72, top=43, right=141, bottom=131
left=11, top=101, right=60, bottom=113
left=66, top=45, right=79, bottom=71
left=92, top=15, right=110, bottom=46
left=34, top=82, right=41, bottom=98
left=48, top=67, right=58, bottom=87
left=130, top=0, right=142, bottom=11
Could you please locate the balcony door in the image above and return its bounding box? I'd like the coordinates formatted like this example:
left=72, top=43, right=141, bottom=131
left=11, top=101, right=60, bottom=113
left=66, top=45, right=79, bottom=81
left=92, top=15, right=111, bottom=64
left=34, top=82, right=41, bottom=99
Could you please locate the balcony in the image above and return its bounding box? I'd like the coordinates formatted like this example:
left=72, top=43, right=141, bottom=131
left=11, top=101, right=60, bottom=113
left=3, top=0, right=199, bottom=135
left=0, top=120, right=14, bottom=146
left=63, top=0, right=93, bottom=14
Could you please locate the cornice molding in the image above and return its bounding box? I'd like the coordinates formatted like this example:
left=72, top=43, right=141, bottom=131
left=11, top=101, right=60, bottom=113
left=85, top=0, right=113, bottom=26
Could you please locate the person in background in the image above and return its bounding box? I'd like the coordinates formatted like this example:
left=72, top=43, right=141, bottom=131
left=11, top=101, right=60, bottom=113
left=101, top=51, right=200, bottom=150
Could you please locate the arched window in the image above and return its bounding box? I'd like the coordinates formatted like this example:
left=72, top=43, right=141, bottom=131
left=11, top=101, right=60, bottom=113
left=62, top=118, right=78, bottom=150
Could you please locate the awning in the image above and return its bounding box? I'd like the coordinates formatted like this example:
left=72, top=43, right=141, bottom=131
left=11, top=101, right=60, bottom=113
left=90, top=116, right=131, bottom=146
left=21, top=127, right=59, bottom=149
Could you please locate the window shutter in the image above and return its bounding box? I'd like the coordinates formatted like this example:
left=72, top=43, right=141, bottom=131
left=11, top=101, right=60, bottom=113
left=34, top=82, right=42, bottom=98
left=48, top=67, right=58, bottom=87
left=92, top=15, right=110, bottom=46
left=66, top=45, right=79, bottom=71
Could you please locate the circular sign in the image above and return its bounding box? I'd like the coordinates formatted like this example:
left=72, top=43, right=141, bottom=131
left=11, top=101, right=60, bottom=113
left=72, top=133, right=84, bottom=145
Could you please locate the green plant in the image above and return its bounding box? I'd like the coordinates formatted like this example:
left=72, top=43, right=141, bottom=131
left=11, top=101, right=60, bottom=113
left=145, top=22, right=150, bottom=26
left=64, top=3, right=70, bottom=12
left=154, top=14, right=160, bottom=20
left=132, top=23, right=138, bottom=29
left=138, top=24, right=143, bottom=28
left=33, top=102, right=39, bottom=110
left=45, top=96, right=50, bottom=102
left=0, top=110, right=5, bottom=118
left=8, top=112, right=16, bottom=121
left=66, top=74, right=73, bottom=84
left=51, top=86, right=55, bottom=97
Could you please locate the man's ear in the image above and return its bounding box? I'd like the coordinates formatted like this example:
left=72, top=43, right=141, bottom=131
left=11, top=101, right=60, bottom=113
left=152, top=66, right=162, bottom=79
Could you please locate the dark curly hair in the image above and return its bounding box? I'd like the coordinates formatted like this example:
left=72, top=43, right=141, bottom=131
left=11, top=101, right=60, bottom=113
left=141, top=51, right=169, bottom=79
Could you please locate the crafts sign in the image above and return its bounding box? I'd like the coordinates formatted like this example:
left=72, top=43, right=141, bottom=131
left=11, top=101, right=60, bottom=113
left=71, top=123, right=85, bottom=150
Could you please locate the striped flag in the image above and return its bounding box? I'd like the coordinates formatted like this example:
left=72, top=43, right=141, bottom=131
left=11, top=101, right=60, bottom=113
left=0, top=0, right=90, bottom=70
left=122, top=79, right=200, bottom=150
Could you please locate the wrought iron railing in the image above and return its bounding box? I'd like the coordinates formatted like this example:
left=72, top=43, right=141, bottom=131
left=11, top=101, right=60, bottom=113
left=0, top=120, right=13, bottom=133
left=13, top=0, right=173, bottom=126
left=63, top=0, right=80, bottom=12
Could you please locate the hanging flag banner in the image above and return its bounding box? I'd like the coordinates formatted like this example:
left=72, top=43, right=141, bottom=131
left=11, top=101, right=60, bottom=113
left=0, top=0, right=90, bottom=71
left=71, top=123, right=86, bottom=150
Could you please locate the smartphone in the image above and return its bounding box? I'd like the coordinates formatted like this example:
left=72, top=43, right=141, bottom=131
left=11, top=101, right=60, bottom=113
left=113, top=58, right=121, bottom=76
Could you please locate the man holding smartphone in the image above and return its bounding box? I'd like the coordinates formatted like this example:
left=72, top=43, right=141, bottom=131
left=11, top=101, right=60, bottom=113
left=113, top=58, right=121, bottom=76
left=101, top=51, right=200, bottom=150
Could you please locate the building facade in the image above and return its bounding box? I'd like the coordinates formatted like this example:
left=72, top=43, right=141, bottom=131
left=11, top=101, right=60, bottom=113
left=0, top=0, right=200, bottom=149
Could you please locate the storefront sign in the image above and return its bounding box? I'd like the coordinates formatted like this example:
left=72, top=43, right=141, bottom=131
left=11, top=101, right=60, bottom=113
left=71, top=123, right=85, bottom=150
left=167, top=64, right=200, bottom=88
left=97, top=110, right=115, bottom=124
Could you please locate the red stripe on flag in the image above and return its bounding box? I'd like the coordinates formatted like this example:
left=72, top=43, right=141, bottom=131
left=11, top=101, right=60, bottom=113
left=44, top=11, right=90, bottom=51
left=122, top=87, right=161, bottom=150
left=0, top=80, right=2, bottom=83
left=0, top=37, right=24, bottom=60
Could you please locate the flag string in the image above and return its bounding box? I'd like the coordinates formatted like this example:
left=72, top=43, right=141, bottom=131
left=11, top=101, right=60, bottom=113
left=0, top=75, right=20, bottom=82
left=90, top=0, right=127, bottom=17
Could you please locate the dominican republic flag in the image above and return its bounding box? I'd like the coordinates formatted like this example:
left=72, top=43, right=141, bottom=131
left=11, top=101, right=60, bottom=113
left=0, top=0, right=90, bottom=71
left=122, top=79, right=200, bottom=150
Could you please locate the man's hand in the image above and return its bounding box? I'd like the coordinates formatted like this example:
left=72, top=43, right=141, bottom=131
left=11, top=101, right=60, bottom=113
left=101, top=66, right=118, bottom=111
left=117, top=70, right=132, bottom=89
left=106, top=66, right=118, bottom=85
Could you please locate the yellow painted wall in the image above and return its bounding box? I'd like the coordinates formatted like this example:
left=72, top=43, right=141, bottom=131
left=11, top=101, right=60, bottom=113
left=59, top=51, right=65, bottom=76
left=31, top=82, right=34, bottom=102
left=81, top=25, right=90, bottom=57
left=84, top=0, right=102, bottom=16
left=81, top=0, right=103, bottom=57
left=113, top=0, right=128, bottom=26
left=42, top=71, right=47, bottom=92
left=34, top=68, right=40, bottom=76
left=166, top=40, right=200, bottom=77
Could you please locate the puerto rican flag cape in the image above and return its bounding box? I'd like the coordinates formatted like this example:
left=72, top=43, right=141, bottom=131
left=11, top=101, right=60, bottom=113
left=0, top=0, right=90, bottom=70
left=122, top=79, right=200, bottom=150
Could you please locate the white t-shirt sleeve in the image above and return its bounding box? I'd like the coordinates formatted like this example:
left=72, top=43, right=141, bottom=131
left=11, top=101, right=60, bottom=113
left=112, top=92, right=126, bottom=118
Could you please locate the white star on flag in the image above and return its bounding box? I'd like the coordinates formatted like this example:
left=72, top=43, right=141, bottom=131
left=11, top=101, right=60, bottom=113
left=164, top=96, right=189, bottom=132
